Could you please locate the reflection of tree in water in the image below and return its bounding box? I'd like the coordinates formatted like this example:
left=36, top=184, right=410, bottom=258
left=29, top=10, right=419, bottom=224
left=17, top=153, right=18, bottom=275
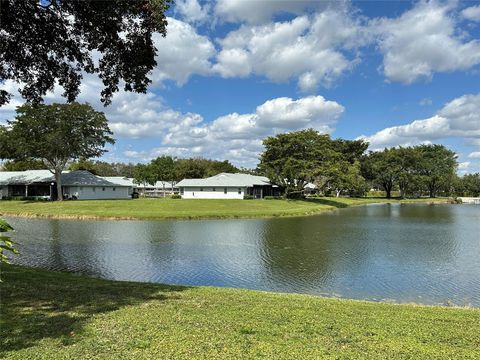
left=259, top=216, right=340, bottom=290
left=365, top=204, right=458, bottom=265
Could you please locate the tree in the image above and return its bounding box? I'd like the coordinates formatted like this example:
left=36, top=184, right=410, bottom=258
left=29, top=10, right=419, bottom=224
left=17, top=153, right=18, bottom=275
left=2, top=158, right=46, bottom=171
left=415, top=144, right=457, bottom=197
left=150, top=155, right=176, bottom=196
left=0, top=103, right=114, bottom=200
left=0, top=0, right=171, bottom=106
left=361, top=149, right=401, bottom=198
left=259, top=129, right=368, bottom=197
left=459, top=173, right=480, bottom=197
left=133, top=163, right=157, bottom=188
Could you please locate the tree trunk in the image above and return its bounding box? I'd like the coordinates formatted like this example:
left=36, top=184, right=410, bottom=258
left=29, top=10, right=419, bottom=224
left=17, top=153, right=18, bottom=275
left=400, top=186, right=406, bottom=199
left=55, top=168, right=63, bottom=201
left=336, top=189, right=341, bottom=197
left=385, top=186, right=392, bottom=199
left=163, top=183, right=165, bottom=198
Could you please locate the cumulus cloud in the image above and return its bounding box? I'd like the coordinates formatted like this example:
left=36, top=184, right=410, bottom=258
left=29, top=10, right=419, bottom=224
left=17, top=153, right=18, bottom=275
left=151, top=17, right=215, bottom=86
left=462, top=5, right=480, bottom=22
left=174, top=0, right=210, bottom=24
left=468, top=152, right=480, bottom=158
left=214, top=0, right=345, bottom=24
left=120, top=95, right=345, bottom=167
left=373, top=1, right=480, bottom=83
left=213, top=9, right=368, bottom=91
left=360, top=94, right=480, bottom=150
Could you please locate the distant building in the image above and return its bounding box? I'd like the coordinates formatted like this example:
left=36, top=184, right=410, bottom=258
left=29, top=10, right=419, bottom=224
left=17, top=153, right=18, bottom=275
left=176, top=173, right=279, bottom=199
left=101, top=177, right=178, bottom=197
left=0, top=170, right=133, bottom=200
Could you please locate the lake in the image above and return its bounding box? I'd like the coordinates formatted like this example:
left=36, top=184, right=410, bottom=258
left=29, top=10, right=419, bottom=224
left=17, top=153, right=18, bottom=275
left=5, top=204, right=480, bottom=306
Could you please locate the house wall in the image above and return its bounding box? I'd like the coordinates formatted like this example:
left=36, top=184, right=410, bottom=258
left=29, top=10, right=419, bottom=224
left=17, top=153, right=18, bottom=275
left=65, top=186, right=131, bottom=200
left=0, top=186, right=7, bottom=199
left=180, top=186, right=246, bottom=199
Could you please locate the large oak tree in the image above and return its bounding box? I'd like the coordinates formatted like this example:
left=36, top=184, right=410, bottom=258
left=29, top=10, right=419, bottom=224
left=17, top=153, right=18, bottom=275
left=0, top=0, right=171, bottom=106
left=0, top=103, right=114, bottom=200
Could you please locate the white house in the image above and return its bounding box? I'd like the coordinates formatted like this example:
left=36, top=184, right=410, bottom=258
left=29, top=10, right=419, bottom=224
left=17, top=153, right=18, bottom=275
left=176, top=173, right=279, bottom=199
left=101, top=177, right=179, bottom=197
left=0, top=170, right=133, bottom=200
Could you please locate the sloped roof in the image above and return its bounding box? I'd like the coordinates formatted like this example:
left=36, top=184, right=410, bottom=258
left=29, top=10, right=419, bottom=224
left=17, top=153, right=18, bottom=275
left=176, top=173, right=271, bottom=187
left=101, top=176, right=136, bottom=187
left=0, top=170, right=129, bottom=187
left=61, top=171, right=123, bottom=186
left=0, top=170, right=57, bottom=185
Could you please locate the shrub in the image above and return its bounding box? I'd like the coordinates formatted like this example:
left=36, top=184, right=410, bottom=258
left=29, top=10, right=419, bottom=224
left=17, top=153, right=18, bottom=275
left=171, top=194, right=182, bottom=199
left=264, top=196, right=283, bottom=200
left=243, top=195, right=255, bottom=200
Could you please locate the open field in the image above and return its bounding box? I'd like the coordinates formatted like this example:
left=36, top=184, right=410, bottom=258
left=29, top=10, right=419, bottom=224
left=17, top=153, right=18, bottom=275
left=0, top=197, right=450, bottom=220
left=0, top=265, right=478, bottom=359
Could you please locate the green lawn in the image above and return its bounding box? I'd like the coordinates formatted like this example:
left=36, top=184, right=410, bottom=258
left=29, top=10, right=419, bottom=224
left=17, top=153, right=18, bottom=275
left=0, top=197, right=450, bottom=220
left=1, top=265, right=478, bottom=359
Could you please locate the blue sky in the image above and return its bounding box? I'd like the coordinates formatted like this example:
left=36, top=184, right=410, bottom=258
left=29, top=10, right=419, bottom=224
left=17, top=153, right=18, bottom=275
left=1, top=0, right=480, bottom=172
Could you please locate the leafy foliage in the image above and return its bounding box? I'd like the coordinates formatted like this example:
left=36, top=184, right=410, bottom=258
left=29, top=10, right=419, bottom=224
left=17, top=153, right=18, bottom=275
left=0, top=219, right=17, bottom=265
left=0, top=0, right=171, bottom=106
left=259, top=129, right=368, bottom=197
left=0, top=103, right=115, bottom=200
left=69, top=158, right=136, bottom=177
left=362, top=145, right=458, bottom=198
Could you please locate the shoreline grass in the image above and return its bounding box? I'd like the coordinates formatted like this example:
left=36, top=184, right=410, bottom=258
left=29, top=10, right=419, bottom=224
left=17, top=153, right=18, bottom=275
left=1, top=265, right=478, bottom=359
left=0, top=197, right=451, bottom=221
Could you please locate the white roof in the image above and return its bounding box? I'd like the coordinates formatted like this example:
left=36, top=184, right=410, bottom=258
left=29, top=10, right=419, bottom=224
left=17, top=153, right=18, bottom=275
left=0, top=170, right=129, bottom=187
left=176, top=173, right=271, bottom=188
left=101, top=176, right=136, bottom=187
left=0, top=170, right=60, bottom=185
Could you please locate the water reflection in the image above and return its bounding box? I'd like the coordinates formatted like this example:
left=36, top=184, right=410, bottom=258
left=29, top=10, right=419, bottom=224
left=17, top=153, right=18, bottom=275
left=6, top=204, right=480, bottom=306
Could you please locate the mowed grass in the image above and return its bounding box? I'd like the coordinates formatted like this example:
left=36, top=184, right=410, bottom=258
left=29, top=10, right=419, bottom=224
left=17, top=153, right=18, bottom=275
left=0, top=197, right=450, bottom=220
left=1, top=265, right=478, bottom=359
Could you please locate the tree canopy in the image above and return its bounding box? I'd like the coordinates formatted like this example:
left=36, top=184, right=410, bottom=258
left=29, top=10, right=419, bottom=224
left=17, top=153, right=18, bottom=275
left=0, top=102, right=115, bottom=200
left=0, top=0, right=171, bottom=106
left=258, top=129, right=369, bottom=197
left=361, top=145, right=458, bottom=198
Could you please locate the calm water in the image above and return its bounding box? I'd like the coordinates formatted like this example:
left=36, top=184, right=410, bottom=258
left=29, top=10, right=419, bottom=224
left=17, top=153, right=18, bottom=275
left=5, top=204, right=480, bottom=306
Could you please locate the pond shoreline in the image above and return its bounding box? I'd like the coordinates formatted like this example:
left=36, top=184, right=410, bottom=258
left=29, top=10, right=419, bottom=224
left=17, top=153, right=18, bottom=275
left=0, top=197, right=452, bottom=221
left=1, top=265, right=479, bottom=358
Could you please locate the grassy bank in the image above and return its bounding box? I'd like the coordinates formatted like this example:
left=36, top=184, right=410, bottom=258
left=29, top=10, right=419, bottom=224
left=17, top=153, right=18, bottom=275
left=0, top=197, right=450, bottom=220
left=1, top=265, right=478, bottom=359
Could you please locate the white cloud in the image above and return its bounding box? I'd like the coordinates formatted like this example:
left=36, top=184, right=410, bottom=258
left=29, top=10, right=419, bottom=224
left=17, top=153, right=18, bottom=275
left=151, top=17, right=215, bottom=86
left=419, top=97, right=433, bottom=106
left=360, top=93, right=480, bottom=150
left=468, top=151, right=480, bottom=158
left=120, top=95, right=344, bottom=167
left=213, top=9, right=368, bottom=91
left=174, top=0, right=210, bottom=24
left=462, top=5, right=480, bottom=22
left=373, top=1, right=480, bottom=83
left=214, top=0, right=343, bottom=24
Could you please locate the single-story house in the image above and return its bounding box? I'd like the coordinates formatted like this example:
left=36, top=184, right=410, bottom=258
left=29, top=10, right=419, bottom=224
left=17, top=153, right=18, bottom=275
left=0, top=170, right=133, bottom=200
left=101, top=177, right=179, bottom=197
left=176, top=173, right=279, bottom=199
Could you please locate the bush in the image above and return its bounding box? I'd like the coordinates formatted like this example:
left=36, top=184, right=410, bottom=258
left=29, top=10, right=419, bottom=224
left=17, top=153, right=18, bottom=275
left=171, top=194, right=182, bottom=199
left=243, top=195, right=255, bottom=200
left=0, top=196, right=49, bottom=201
left=263, top=196, right=283, bottom=200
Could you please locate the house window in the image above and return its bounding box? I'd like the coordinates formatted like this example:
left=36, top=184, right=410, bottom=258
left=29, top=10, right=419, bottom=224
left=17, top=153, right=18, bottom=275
left=80, top=187, right=83, bottom=191
left=113, top=187, right=116, bottom=191
left=92, top=187, right=96, bottom=192
left=102, top=187, right=105, bottom=191
left=238, top=188, right=242, bottom=194
left=212, top=187, right=216, bottom=191
left=224, top=187, right=227, bottom=194
left=180, top=187, right=184, bottom=195
left=200, top=187, right=203, bottom=191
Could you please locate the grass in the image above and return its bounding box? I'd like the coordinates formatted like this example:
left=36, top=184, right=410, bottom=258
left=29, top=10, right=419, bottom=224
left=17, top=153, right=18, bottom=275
left=0, top=196, right=450, bottom=220
left=1, top=265, right=479, bottom=359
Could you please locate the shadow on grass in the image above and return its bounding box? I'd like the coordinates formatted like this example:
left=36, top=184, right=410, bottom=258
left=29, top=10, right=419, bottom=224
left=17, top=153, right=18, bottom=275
left=301, top=198, right=350, bottom=208
left=0, top=265, right=189, bottom=355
